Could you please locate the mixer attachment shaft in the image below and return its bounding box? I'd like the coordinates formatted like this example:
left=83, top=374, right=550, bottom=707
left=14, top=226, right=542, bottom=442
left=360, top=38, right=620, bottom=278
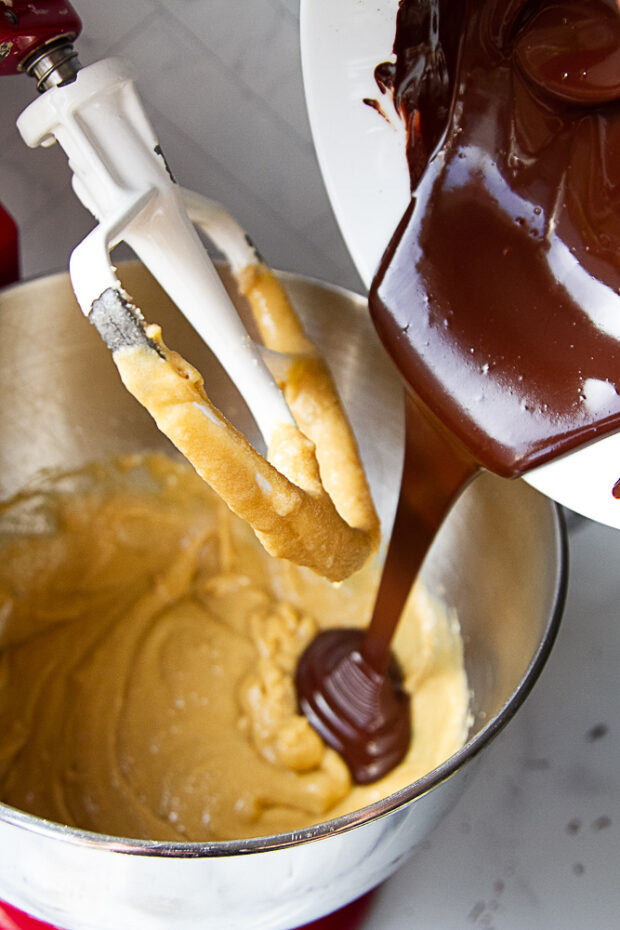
left=2, top=0, right=380, bottom=581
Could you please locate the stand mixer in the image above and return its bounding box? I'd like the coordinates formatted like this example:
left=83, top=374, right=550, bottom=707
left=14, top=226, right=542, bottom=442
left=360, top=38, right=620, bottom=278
left=0, top=4, right=387, bottom=928
left=2, top=3, right=572, bottom=927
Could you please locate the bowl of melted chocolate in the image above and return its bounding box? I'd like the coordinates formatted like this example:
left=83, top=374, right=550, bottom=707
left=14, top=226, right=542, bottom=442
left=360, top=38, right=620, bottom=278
left=304, top=0, right=620, bottom=527
left=0, top=261, right=565, bottom=930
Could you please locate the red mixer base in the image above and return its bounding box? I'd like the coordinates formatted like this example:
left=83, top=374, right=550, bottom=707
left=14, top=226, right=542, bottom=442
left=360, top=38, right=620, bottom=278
left=0, top=892, right=374, bottom=930
left=299, top=891, right=374, bottom=929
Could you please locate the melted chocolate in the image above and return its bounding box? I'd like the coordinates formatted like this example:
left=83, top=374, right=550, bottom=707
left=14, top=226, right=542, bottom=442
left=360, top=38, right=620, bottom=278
left=296, top=392, right=475, bottom=784
left=371, top=0, right=620, bottom=478
left=297, top=0, right=620, bottom=785
left=296, top=628, right=411, bottom=785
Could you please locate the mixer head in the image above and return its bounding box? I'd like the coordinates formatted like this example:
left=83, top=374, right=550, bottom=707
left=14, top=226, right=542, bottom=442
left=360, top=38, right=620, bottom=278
left=0, top=0, right=82, bottom=89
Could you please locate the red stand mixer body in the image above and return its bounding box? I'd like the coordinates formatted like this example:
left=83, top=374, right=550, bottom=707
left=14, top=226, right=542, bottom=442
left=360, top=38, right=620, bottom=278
left=0, top=204, right=18, bottom=288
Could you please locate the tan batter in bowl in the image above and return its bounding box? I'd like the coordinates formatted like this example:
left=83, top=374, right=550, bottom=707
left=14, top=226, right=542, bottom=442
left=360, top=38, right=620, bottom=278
left=0, top=451, right=470, bottom=841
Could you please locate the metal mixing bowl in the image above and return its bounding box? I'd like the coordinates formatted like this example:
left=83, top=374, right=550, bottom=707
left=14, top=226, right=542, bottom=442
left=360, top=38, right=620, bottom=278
left=0, top=264, right=566, bottom=930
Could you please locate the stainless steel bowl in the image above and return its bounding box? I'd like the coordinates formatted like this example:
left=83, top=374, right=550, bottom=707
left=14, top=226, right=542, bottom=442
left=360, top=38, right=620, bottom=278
left=0, top=264, right=566, bottom=930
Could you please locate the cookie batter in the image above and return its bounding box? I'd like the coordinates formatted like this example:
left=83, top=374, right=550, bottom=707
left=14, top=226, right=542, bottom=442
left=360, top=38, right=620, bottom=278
left=0, top=454, right=470, bottom=841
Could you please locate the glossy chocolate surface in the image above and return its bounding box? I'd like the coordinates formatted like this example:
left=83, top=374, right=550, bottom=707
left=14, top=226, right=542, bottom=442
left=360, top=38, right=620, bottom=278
left=370, top=0, right=620, bottom=477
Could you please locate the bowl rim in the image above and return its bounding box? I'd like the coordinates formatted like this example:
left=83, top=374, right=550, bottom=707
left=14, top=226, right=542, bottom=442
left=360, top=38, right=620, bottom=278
left=0, top=268, right=569, bottom=859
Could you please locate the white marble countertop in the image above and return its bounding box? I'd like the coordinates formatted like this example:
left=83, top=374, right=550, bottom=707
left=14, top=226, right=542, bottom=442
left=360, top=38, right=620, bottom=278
left=1, top=2, right=618, bottom=928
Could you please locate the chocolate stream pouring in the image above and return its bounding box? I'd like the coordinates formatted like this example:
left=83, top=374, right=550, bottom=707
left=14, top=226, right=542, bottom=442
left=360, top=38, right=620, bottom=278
left=296, top=0, right=620, bottom=781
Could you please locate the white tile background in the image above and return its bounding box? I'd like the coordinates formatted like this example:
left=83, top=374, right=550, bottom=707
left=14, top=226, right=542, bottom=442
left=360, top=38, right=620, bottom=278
left=1, top=3, right=620, bottom=930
